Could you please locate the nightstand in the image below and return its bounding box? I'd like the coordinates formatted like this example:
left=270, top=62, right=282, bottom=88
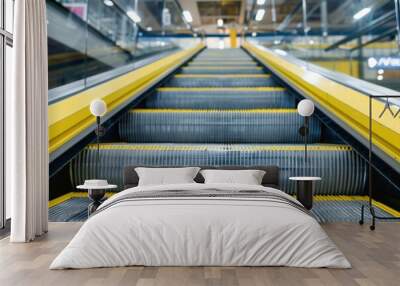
left=77, top=181, right=117, bottom=215
left=289, top=177, right=321, bottom=210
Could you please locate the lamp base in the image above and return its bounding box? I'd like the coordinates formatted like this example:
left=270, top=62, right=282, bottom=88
left=87, top=189, right=106, bottom=215
left=95, top=125, right=106, bottom=137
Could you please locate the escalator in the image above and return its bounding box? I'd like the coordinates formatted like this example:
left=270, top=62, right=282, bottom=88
left=47, top=0, right=178, bottom=92
left=69, top=48, right=367, bottom=196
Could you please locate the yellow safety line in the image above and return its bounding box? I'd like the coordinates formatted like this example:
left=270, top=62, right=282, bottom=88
left=49, top=193, right=400, bottom=217
left=243, top=42, right=400, bottom=164
left=314, top=195, right=400, bottom=217
left=184, top=64, right=262, bottom=69
left=194, top=58, right=252, bottom=60
left=48, top=43, right=205, bottom=154
left=84, top=143, right=352, bottom=152
left=48, top=193, right=73, bottom=208
left=189, top=61, right=256, bottom=63
left=244, top=144, right=352, bottom=152
left=130, top=108, right=296, bottom=113
left=157, top=87, right=286, bottom=92
left=373, top=201, right=400, bottom=217
left=174, top=74, right=270, bottom=78
left=70, top=192, right=115, bottom=198
left=182, top=66, right=263, bottom=70
left=48, top=192, right=115, bottom=208
left=188, top=63, right=257, bottom=65
left=192, top=59, right=254, bottom=62
left=194, top=57, right=251, bottom=58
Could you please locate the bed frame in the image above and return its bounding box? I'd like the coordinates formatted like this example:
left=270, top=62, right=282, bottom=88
left=123, top=166, right=280, bottom=189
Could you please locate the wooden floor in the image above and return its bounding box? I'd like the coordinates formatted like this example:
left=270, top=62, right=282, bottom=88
left=0, top=222, right=399, bottom=286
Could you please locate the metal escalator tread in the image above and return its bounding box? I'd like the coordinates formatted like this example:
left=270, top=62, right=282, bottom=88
left=146, top=87, right=294, bottom=109
left=167, top=74, right=276, bottom=87
left=180, top=67, right=264, bottom=74
left=187, top=62, right=259, bottom=67
left=119, top=108, right=321, bottom=143
left=70, top=143, right=366, bottom=196
left=174, top=74, right=270, bottom=78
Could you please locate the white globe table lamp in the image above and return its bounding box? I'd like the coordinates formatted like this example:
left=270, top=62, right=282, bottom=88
left=297, top=99, right=315, bottom=117
left=297, top=99, right=315, bottom=174
left=90, top=99, right=107, bottom=179
left=77, top=99, right=114, bottom=215
left=90, top=99, right=107, bottom=117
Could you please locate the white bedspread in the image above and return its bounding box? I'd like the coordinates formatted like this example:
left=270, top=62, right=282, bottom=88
left=50, top=183, right=351, bottom=269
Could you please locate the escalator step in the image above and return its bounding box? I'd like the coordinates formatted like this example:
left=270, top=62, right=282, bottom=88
left=194, top=57, right=252, bottom=61
left=180, top=66, right=264, bottom=74
left=119, top=108, right=321, bottom=143
left=167, top=74, right=275, bottom=87
left=70, top=143, right=367, bottom=196
left=187, top=61, right=258, bottom=67
left=146, top=87, right=294, bottom=109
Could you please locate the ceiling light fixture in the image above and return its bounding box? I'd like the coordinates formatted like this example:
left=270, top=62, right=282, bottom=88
left=217, top=18, right=224, bottom=27
left=353, top=7, right=371, bottom=20
left=255, top=9, right=265, bottom=21
left=183, top=10, right=193, bottom=23
left=103, top=0, right=114, bottom=7
left=127, top=10, right=141, bottom=23
left=274, top=49, right=287, bottom=56
left=257, top=0, right=266, bottom=5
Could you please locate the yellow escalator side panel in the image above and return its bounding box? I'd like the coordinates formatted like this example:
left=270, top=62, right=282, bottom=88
left=243, top=42, right=400, bottom=164
left=48, top=43, right=205, bottom=154
left=310, top=60, right=359, bottom=77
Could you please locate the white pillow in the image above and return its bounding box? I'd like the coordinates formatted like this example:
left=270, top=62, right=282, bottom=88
left=200, top=169, right=266, bottom=185
left=135, top=167, right=200, bottom=186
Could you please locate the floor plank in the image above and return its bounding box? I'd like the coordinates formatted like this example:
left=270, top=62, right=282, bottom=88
left=0, top=222, right=399, bottom=286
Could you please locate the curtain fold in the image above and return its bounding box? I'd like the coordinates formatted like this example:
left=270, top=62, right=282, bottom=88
left=9, top=0, right=48, bottom=242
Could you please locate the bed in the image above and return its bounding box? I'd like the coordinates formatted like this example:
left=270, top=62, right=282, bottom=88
left=50, top=166, right=350, bottom=269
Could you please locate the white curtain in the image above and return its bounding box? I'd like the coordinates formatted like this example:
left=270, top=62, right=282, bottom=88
left=8, top=0, right=49, bottom=242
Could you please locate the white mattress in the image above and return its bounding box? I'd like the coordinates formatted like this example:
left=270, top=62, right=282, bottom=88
left=50, top=183, right=351, bottom=269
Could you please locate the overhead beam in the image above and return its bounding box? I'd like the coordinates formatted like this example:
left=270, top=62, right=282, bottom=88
left=277, top=1, right=320, bottom=33
left=329, top=0, right=388, bottom=25
left=307, top=2, right=322, bottom=19
left=321, top=0, right=328, bottom=36
left=328, top=0, right=357, bottom=25
left=325, top=10, right=396, bottom=51
left=238, top=0, right=246, bottom=26
left=276, top=2, right=302, bottom=32
left=350, top=27, right=397, bottom=52
left=178, top=0, right=201, bottom=27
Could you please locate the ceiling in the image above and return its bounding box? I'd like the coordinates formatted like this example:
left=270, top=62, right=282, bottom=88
left=179, top=0, right=246, bottom=33
left=176, top=0, right=395, bottom=35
